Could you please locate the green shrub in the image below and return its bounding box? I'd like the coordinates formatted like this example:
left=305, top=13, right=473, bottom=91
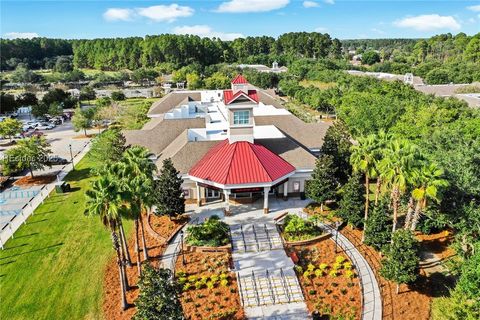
left=335, top=256, right=346, bottom=264
left=315, top=269, right=324, bottom=277
left=195, top=281, right=204, bottom=289
left=283, top=214, right=323, bottom=241
left=178, top=277, right=187, bottom=285
left=206, top=281, right=215, bottom=289
left=220, top=279, right=229, bottom=287
left=318, top=263, right=328, bottom=271
left=186, top=215, right=230, bottom=247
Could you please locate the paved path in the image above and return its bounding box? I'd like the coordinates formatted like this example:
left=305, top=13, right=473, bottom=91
left=231, top=218, right=309, bottom=319
left=323, top=224, right=382, bottom=320
left=291, top=211, right=382, bottom=320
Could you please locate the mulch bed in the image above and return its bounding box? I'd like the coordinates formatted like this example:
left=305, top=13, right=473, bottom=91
left=102, top=216, right=167, bottom=320
left=72, top=134, right=96, bottom=139
left=341, top=226, right=434, bottom=320
left=14, top=174, right=57, bottom=186
left=288, top=240, right=361, bottom=319
left=175, top=251, right=245, bottom=320
left=416, top=230, right=456, bottom=262
left=149, top=214, right=188, bottom=241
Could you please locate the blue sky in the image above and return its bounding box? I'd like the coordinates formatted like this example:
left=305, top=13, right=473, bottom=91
left=1, top=1, right=479, bottom=40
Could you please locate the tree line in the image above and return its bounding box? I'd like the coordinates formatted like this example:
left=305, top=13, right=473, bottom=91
left=1, top=32, right=340, bottom=71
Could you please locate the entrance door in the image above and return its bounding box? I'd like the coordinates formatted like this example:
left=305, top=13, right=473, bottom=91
left=206, top=188, right=221, bottom=199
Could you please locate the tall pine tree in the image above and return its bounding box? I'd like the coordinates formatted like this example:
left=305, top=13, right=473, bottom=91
left=320, top=121, right=352, bottom=184
left=306, top=154, right=339, bottom=213
left=364, top=199, right=392, bottom=251
left=154, top=158, right=185, bottom=217
left=337, top=173, right=365, bottom=228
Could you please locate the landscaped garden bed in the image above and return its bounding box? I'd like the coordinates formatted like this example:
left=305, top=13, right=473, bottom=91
left=175, top=251, right=245, bottom=320
left=289, top=239, right=361, bottom=319
left=279, top=213, right=327, bottom=243
left=148, top=213, right=188, bottom=243
left=14, top=173, right=57, bottom=186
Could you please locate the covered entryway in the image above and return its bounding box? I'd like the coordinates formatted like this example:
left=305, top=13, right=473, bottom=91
left=188, top=140, right=296, bottom=214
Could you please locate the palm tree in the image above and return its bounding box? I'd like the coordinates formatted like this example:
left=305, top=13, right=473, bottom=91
left=85, top=176, right=128, bottom=311
left=409, top=163, right=448, bottom=231
left=373, top=130, right=392, bottom=205
left=102, top=162, right=133, bottom=267
left=350, top=134, right=379, bottom=242
left=378, top=139, right=419, bottom=234
left=119, top=147, right=156, bottom=272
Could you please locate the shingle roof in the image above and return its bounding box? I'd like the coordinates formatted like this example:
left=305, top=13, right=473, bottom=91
left=147, top=91, right=201, bottom=116
left=254, top=115, right=331, bottom=149
left=255, top=138, right=317, bottom=170
left=123, top=117, right=205, bottom=156
left=189, top=140, right=295, bottom=185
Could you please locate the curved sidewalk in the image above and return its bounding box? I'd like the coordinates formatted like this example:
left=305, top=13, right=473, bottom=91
left=323, top=225, right=383, bottom=320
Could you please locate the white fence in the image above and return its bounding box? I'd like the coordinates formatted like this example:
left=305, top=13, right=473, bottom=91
left=0, top=141, right=91, bottom=249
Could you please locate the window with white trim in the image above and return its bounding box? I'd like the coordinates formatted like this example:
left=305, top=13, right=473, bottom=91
left=233, top=110, right=250, bottom=125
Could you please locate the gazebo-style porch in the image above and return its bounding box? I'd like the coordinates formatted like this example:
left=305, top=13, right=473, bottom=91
left=188, top=140, right=296, bottom=214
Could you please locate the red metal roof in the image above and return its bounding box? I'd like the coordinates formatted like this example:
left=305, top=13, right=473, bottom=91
left=189, top=140, right=295, bottom=186
left=231, top=74, right=249, bottom=84
left=223, top=89, right=259, bottom=104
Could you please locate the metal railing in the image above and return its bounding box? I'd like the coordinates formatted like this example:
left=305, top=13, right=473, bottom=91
left=252, top=224, right=260, bottom=252
left=264, top=224, right=273, bottom=250
left=279, top=268, right=292, bottom=303
left=0, top=141, right=91, bottom=249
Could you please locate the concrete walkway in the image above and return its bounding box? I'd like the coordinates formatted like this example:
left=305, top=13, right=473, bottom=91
left=175, top=198, right=382, bottom=319
left=321, top=223, right=382, bottom=320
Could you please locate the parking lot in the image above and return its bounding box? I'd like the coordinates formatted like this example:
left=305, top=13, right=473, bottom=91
left=0, top=116, right=95, bottom=228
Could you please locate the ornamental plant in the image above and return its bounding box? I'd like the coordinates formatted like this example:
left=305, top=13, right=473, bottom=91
left=186, top=215, right=230, bottom=247
left=318, top=263, right=328, bottom=271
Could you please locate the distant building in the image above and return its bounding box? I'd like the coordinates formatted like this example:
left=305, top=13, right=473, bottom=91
left=237, top=62, right=288, bottom=74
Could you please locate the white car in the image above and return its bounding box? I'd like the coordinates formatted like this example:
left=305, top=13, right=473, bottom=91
left=36, top=123, right=55, bottom=130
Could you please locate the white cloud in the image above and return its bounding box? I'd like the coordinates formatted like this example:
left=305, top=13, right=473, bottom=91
left=467, top=5, right=480, bottom=12
left=371, top=28, right=385, bottom=35
left=173, top=25, right=244, bottom=40
left=103, top=8, right=134, bottom=21
left=137, top=4, right=194, bottom=22
left=324, top=0, right=335, bottom=4
left=103, top=4, right=193, bottom=23
left=394, top=14, right=461, bottom=31
left=4, top=32, right=39, bottom=39
left=314, top=27, right=328, bottom=32
left=216, top=0, right=289, bottom=13
left=303, top=1, right=319, bottom=8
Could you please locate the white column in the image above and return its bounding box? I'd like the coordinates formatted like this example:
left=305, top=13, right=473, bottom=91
left=283, top=180, right=289, bottom=200
left=224, top=190, right=231, bottom=215
left=196, top=183, right=201, bottom=207
left=263, top=187, right=270, bottom=214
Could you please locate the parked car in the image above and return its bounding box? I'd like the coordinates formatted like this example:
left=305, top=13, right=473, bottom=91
left=49, top=117, right=62, bottom=125
left=48, top=156, right=69, bottom=165
left=36, top=123, right=55, bottom=130
left=23, top=130, right=44, bottom=138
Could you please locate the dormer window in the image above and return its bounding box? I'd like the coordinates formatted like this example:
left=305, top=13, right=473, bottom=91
left=233, top=110, right=250, bottom=125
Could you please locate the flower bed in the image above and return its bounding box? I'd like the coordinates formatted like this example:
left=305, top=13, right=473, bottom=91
left=175, top=251, right=244, bottom=320
left=289, top=239, right=361, bottom=319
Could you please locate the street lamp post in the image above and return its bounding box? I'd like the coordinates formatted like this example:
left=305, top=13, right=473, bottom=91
left=69, top=144, right=75, bottom=170
left=180, top=230, right=186, bottom=266
left=334, top=225, right=339, bottom=253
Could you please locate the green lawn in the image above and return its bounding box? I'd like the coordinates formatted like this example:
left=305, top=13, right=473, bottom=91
left=0, top=155, right=130, bottom=320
